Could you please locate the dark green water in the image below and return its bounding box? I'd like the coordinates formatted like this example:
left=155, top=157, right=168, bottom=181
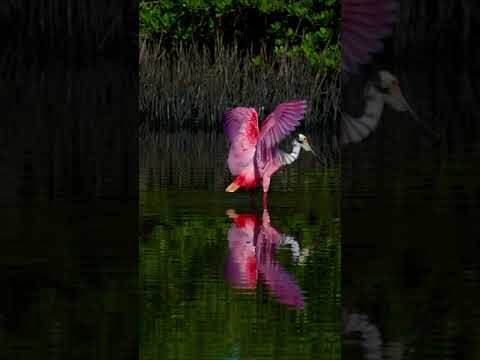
left=340, top=7, right=480, bottom=357
left=140, top=132, right=341, bottom=360
left=342, top=105, right=480, bottom=359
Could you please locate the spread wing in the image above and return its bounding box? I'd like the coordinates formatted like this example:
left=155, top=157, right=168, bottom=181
left=223, top=107, right=259, bottom=175
left=255, top=100, right=307, bottom=176
left=256, top=220, right=304, bottom=309
left=259, top=261, right=305, bottom=309
left=341, top=0, right=399, bottom=77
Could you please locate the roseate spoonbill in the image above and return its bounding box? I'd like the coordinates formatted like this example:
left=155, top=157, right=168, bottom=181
left=223, top=100, right=318, bottom=209
left=339, top=70, right=439, bottom=144
left=224, top=209, right=304, bottom=309
left=340, top=0, right=439, bottom=144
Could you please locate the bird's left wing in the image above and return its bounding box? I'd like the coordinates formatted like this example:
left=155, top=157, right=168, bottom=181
left=255, top=100, right=307, bottom=176
left=223, top=107, right=259, bottom=175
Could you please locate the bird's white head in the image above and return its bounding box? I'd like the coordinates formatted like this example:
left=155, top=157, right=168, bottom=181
left=295, top=133, right=327, bottom=162
left=378, top=70, right=439, bottom=140
left=297, top=133, right=312, bottom=152
left=378, top=70, right=412, bottom=113
left=378, top=70, right=399, bottom=89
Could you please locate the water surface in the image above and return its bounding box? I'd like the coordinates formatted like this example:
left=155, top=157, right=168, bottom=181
left=342, top=83, right=480, bottom=359
left=140, top=131, right=341, bottom=360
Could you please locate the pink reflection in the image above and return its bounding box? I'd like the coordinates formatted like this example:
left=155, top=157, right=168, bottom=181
left=224, top=209, right=304, bottom=309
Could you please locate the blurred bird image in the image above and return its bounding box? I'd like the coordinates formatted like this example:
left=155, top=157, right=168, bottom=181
left=340, top=0, right=439, bottom=145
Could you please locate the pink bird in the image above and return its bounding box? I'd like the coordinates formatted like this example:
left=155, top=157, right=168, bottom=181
left=224, top=209, right=305, bottom=309
left=223, top=100, right=317, bottom=209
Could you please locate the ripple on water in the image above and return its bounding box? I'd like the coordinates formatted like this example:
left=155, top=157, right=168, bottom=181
left=140, top=131, right=341, bottom=360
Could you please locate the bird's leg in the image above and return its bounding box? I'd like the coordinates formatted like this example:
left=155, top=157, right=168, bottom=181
left=262, top=192, right=268, bottom=209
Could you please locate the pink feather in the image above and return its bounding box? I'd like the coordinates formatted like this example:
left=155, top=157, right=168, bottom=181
left=341, top=0, right=399, bottom=76
left=222, top=107, right=259, bottom=176
left=255, top=100, right=308, bottom=177
left=225, top=211, right=305, bottom=309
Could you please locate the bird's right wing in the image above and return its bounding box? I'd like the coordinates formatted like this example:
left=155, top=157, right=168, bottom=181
left=341, top=0, right=399, bottom=77
left=223, top=107, right=259, bottom=175
left=255, top=100, right=307, bottom=176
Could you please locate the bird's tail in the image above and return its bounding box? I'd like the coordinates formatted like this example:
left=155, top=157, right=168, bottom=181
left=226, top=173, right=257, bottom=192
left=225, top=181, right=240, bottom=192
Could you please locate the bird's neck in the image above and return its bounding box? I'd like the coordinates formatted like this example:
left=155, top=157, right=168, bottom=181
left=281, top=141, right=301, bottom=165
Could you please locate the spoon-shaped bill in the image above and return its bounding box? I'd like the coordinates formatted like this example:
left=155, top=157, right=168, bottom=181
left=300, top=139, right=313, bottom=152
left=301, top=138, right=329, bottom=164
left=402, top=100, right=441, bottom=140
left=386, top=85, right=441, bottom=141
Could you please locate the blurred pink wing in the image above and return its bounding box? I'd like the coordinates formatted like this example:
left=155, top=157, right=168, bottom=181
left=260, top=263, right=305, bottom=309
left=255, top=100, right=307, bottom=176
left=223, top=107, right=259, bottom=175
left=256, top=224, right=304, bottom=309
left=224, top=214, right=259, bottom=289
left=341, top=0, right=399, bottom=76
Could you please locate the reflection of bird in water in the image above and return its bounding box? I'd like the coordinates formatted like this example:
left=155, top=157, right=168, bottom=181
left=224, top=209, right=304, bottom=309
left=340, top=0, right=438, bottom=145
left=343, top=309, right=383, bottom=360
left=343, top=309, right=406, bottom=360
left=223, top=100, right=321, bottom=209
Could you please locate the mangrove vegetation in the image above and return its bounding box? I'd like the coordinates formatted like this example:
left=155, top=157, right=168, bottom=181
left=139, top=0, right=340, bottom=131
